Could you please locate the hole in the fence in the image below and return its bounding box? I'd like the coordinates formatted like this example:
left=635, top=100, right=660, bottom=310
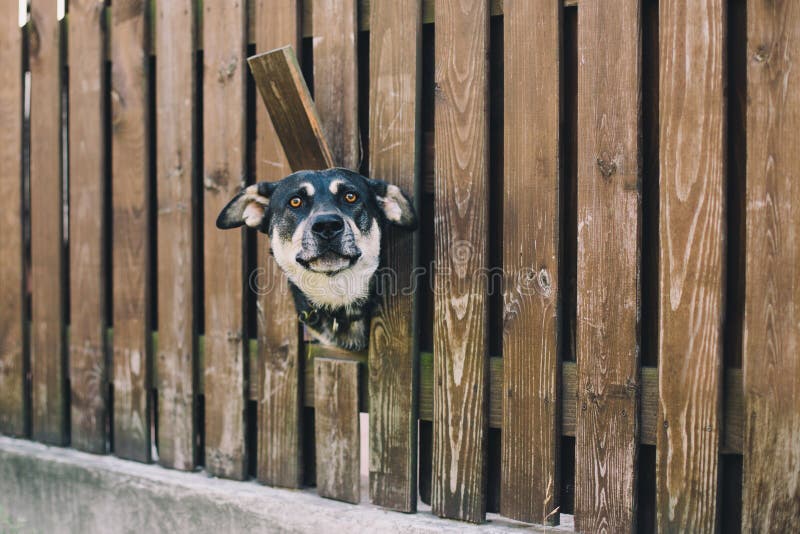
left=302, top=36, right=313, bottom=98
left=559, top=436, right=575, bottom=515
left=486, top=428, right=501, bottom=513
left=637, top=444, right=656, bottom=532
left=148, top=53, right=157, bottom=335
left=196, top=394, right=205, bottom=467
left=246, top=399, right=257, bottom=478
left=360, top=412, right=368, bottom=491
left=21, top=28, right=32, bottom=437
left=303, top=406, right=316, bottom=487
left=245, top=43, right=257, bottom=349
left=418, top=419, right=432, bottom=505
left=417, top=21, right=434, bottom=354
left=193, top=45, right=204, bottom=467
left=721, top=454, right=743, bottom=532
left=357, top=29, right=369, bottom=175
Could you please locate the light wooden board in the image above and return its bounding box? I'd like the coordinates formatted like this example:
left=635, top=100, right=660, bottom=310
left=432, top=0, right=489, bottom=523
left=111, top=0, right=152, bottom=462
left=501, top=0, right=561, bottom=525
left=656, top=1, right=726, bottom=531
left=314, top=357, right=360, bottom=504
left=156, top=0, right=197, bottom=471
left=366, top=0, right=421, bottom=513
left=251, top=0, right=305, bottom=489
left=30, top=0, right=67, bottom=446
left=0, top=4, right=25, bottom=437
left=575, top=1, right=641, bottom=531
left=743, top=1, right=800, bottom=531
left=202, top=0, right=247, bottom=480
left=311, top=0, right=359, bottom=169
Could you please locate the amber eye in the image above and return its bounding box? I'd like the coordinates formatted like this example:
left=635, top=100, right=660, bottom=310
left=289, top=196, right=303, bottom=208
left=344, top=192, right=358, bottom=204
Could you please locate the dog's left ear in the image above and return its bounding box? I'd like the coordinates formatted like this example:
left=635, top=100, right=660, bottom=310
left=365, top=178, right=417, bottom=230
left=216, top=181, right=278, bottom=230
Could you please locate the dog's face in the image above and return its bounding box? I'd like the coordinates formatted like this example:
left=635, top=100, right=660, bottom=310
left=216, top=168, right=416, bottom=310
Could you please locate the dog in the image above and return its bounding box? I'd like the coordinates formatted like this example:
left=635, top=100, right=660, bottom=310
left=216, top=167, right=417, bottom=351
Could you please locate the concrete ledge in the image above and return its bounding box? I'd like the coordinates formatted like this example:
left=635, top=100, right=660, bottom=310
left=0, top=436, right=572, bottom=533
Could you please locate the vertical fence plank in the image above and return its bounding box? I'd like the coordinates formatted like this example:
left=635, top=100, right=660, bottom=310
left=312, top=0, right=359, bottom=169
left=575, top=1, right=641, bottom=532
left=743, top=1, right=800, bottom=531
left=367, top=0, right=421, bottom=512
left=68, top=0, right=108, bottom=454
left=203, top=0, right=247, bottom=480
left=156, top=0, right=196, bottom=470
left=0, top=3, right=25, bottom=437
left=252, top=0, right=303, bottom=489
left=111, top=0, right=152, bottom=462
left=314, top=357, right=360, bottom=504
left=432, top=0, right=489, bottom=523
left=30, top=0, right=67, bottom=445
left=656, top=1, right=725, bottom=531
left=501, top=0, right=561, bottom=525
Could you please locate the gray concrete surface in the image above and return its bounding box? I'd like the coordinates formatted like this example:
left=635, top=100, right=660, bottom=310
left=0, top=436, right=573, bottom=533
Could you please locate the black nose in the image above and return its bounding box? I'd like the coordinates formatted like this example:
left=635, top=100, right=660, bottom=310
left=311, top=214, right=344, bottom=240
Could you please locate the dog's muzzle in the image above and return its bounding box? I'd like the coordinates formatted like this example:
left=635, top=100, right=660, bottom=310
left=296, top=213, right=362, bottom=274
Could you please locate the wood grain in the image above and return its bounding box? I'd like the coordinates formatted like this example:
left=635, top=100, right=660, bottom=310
left=202, top=0, right=247, bottom=480
left=743, top=1, right=800, bottom=531
left=251, top=0, right=305, bottom=489
left=30, top=0, right=67, bottom=445
left=432, top=0, right=489, bottom=523
left=314, top=357, right=361, bottom=504
left=248, top=47, right=334, bottom=171
left=501, top=0, right=561, bottom=525
left=656, top=1, right=726, bottom=531
left=156, top=0, right=197, bottom=471
left=69, top=0, right=109, bottom=453
left=111, top=0, right=152, bottom=462
left=0, top=4, right=25, bottom=437
left=367, top=0, right=421, bottom=513
left=312, top=0, right=359, bottom=169
left=575, top=1, right=641, bottom=532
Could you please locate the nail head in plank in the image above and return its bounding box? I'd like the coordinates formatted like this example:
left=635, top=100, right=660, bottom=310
left=575, top=1, right=642, bottom=531
left=367, top=0, right=422, bottom=513
left=314, top=356, right=361, bottom=504
left=432, top=0, right=490, bottom=524
left=0, top=6, right=26, bottom=438
left=30, top=0, right=68, bottom=446
left=155, top=0, right=197, bottom=471
left=743, top=1, right=800, bottom=530
left=202, top=0, right=248, bottom=480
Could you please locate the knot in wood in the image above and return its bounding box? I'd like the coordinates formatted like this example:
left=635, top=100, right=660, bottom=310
left=596, top=155, right=617, bottom=179
left=753, top=44, right=770, bottom=63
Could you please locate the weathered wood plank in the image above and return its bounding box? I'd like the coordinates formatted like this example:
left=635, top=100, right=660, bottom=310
left=252, top=0, right=305, bottom=489
left=69, top=0, right=109, bottom=453
left=314, top=357, right=361, bottom=504
left=743, top=1, right=800, bottom=531
left=248, top=46, right=333, bottom=171
left=0, top=6, right=25, bottom=438
left=111, top=0, right=152, bottom=462
left=367, top=0, right=421, bottom=513
left=156, top=0, right=197, bottom=471
left=312, top=0, right=359, bottom=169
left=30, top=0, right=67, bottom=445
left=202, top=0, right=247, bottom=480
left=575, top=1, right=641, bottom=532
left=501, top=0, right=561, bottom=525
left=432, top=0, right=489, bottom=523
left=656, top=1, right=726, bottom=531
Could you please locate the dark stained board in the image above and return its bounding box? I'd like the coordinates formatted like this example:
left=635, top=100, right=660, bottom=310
left=30, top=0, right=67, bottom=445
left=111, top=0, right=152, bottom=462
left=68, top=0, right=109, bottom=453
left=0, top=4, right=25, bottom=437
left=574, top=1, right=641, bottom=532
left=657, top=1, right=726, bottom=531
left=431, top=0, right=489, bottom=524
left=311, top=0, right=359, bottom=169
left=248, top=46, right=333, bottom=171
left=501, top=0, right=561, bottom=525
left=251, top=0, right=305, bottom=489
left=156, top=0, right=197, bottom=470
left=743, top=1, right=800, bottom=531
left=314, top=357, right=361, bottom=504
left=367, top=0, right=421, bottom=513
left=202, top=0, right=247, bottom=480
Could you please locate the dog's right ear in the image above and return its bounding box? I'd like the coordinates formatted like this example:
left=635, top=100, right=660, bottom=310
left=216, top=181, right=278, bottom=230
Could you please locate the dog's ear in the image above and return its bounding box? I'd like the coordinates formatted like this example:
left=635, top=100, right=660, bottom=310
left=365, top=178, right=417, bottom=230
left=216, top=181, right=278, bottom=230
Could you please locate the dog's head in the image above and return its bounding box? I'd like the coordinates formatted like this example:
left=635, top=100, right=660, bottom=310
left=216, top=168, right=416, bottom=309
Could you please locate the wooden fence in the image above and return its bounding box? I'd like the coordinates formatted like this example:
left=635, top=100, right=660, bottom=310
left=0, top=0, right=798, bottom=532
